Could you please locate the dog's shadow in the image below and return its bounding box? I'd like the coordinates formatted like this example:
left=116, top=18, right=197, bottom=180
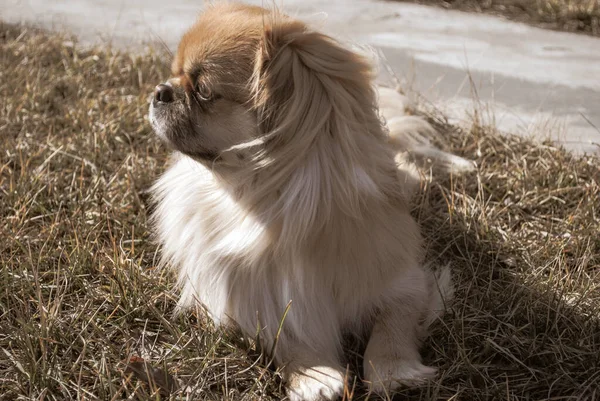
left=338, top=173, right=599, bottom=400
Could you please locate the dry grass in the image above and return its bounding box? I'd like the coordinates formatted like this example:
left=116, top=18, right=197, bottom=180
left=394, top=0, right=600, bottom=36
left=1, top=22, right=599, bottom=401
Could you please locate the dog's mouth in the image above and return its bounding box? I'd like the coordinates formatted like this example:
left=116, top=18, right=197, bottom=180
left=149, top=101, right=221, bottom=163
left=148, top=101, right=176, bottom=144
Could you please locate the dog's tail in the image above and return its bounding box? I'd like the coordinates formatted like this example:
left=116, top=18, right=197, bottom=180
left=378, top=86, right=475, bottom=173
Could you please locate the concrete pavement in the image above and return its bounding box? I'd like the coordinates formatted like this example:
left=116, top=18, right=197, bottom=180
left=3, top=0, right=599, bottom=154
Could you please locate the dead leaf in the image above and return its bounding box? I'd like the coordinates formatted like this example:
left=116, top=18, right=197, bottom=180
left=124, top=356, right=179, bottom=396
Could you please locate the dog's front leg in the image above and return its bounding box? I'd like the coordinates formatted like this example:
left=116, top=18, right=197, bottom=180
left=276, top=329, right=346, bottom=400
left=284, top=355, right=347, bottom=401
left=363, top=265, right=438, bottom=394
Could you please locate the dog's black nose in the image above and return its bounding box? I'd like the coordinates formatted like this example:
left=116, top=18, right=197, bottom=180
left=154, top=84, right=174, bottom=103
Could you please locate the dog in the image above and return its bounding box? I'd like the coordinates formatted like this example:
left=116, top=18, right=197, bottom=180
left=149, top=3, right=461, bottom=400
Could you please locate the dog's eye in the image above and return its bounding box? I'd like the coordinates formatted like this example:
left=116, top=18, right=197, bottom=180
left=196, top=82, right=213, bottom=101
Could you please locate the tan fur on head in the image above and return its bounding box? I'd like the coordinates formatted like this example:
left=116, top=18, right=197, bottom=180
left=149, top=4, right=455, bottom=400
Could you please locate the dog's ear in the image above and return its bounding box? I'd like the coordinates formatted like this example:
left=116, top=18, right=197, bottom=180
left=252, top=15, right=379, bottom=150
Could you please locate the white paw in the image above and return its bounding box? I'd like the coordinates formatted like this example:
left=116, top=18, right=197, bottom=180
left=364, top=358, right=437, bottom=394
left=287, top=366, right=345, bottom=401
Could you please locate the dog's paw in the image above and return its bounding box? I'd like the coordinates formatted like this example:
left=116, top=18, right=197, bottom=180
left=364, top=358, right=436, bottom=394
left=287, top=366, right=345, bottom=401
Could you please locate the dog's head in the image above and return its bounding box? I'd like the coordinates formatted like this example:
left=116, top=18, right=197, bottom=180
left=149, top=3, right=382, bottom=169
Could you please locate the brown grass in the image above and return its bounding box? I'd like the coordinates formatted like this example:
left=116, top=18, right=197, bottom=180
left=393, top=0, right=600, bottom=36
left=1, top=22, right=599, bottom=400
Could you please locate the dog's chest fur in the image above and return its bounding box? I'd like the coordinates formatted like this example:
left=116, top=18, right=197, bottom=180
left=152, top=155, right=422, bottom=338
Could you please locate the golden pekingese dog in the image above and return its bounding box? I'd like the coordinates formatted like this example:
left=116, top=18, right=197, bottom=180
left=149, top=3, right=463, bottom=400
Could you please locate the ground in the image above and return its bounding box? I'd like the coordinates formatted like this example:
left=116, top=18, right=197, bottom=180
left=1, top=21, right=599, bottom=401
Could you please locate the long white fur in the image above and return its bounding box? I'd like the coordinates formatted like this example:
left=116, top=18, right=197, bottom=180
left=151, top=92, right=453, bottom=399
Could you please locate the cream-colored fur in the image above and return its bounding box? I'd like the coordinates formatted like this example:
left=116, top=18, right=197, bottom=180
left=150, top=4, right=462, bottom=400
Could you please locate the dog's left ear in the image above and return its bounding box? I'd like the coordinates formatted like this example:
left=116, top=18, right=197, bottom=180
left=252, top=15, right=378, bottom=147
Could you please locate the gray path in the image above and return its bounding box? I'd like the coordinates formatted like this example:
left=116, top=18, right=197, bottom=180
left=4, top=0, right=599, bottom=154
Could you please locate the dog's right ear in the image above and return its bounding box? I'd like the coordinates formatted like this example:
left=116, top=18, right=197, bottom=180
left=252, top=17, right=309, bottom=136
